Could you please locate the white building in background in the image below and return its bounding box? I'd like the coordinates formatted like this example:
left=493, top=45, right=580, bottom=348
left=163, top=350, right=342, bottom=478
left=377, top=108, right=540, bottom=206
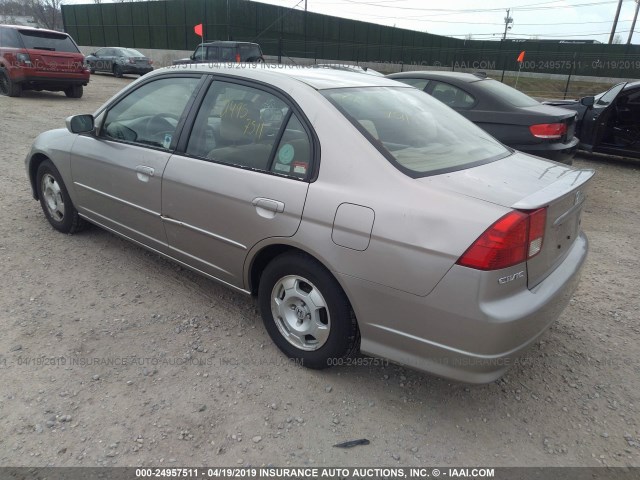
left=0, top=15, right=38, bottom=27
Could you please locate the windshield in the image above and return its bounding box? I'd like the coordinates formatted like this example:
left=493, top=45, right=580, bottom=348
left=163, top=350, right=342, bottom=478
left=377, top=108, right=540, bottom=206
left=322, top=86, right=510, bottom=176
left=18, top=30, right=79, bottom=53
left=475, top=79, right=539, bottom=107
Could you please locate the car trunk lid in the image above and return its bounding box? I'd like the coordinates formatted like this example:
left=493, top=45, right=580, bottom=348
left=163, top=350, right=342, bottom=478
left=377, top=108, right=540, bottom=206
left=421, top=152, right=594, bottom=287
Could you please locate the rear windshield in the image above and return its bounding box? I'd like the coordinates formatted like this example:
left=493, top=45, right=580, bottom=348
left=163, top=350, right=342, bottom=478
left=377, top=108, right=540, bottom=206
left=18, top=30, right=79, bottom=53
left=322, top=86, right=510, bottom=177
left=475, top=79, right=539, bottom=107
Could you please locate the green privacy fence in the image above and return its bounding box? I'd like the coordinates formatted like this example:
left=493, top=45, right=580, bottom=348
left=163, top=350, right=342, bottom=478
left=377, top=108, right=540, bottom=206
left=61, top=0, right=640, bottom=78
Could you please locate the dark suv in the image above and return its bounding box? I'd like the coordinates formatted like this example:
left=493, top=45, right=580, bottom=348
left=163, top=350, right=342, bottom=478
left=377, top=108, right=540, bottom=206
left=173, top=41, right=264, bottom=65
left=0, top=25, right=89, bottom=98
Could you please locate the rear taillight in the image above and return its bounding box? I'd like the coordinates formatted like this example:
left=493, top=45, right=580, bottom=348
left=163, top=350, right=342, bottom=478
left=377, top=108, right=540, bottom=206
left=529, top=123, right=567, bottom=139
left=16, top=53, right=32, bottom=66
left=235, top=53, right=241, bottom=63
left=457, top=208, right=547, bottom=271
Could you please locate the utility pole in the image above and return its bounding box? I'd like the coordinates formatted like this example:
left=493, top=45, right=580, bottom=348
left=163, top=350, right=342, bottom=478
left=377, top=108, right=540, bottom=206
left=502, top=8, right=513, bottom=41
left=628, top=0, right=640, bottom=44
left=608, top=0, right=623, bottom=44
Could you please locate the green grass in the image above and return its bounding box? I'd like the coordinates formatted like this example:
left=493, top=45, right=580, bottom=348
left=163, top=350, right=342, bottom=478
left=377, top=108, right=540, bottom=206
left=500, top=76, right=614, bottom=100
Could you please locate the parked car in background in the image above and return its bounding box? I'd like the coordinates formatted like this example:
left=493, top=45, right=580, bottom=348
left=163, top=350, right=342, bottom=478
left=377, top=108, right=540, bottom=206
left=388, top=71, right=579, bottom=164
left=173, top=41, right=264, bottom=65
left=0, top=24, right=89, bottom=98
left=544, top=81, right=640, bottom=160
left=84, top=47, right=153, bottom=77
left=26, top=66, right=593, bottom=383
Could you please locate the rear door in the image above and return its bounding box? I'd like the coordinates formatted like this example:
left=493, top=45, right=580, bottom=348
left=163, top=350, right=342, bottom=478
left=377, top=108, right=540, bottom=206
left=161, top=78, right=314, bottom=289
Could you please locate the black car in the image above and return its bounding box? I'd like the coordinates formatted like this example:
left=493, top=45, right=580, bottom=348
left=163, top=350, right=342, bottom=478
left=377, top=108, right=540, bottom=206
left=173, top=41, right=264, bottom=65
left=388, top=71, right=579, bottom=164
left=544, top=81, right=640, bottom=160
left=85, top=47, right=153, bottom=77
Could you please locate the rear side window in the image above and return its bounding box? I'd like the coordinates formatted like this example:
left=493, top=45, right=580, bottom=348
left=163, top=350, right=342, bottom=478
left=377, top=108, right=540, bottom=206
left=395, top=78, right=429, bottom=91
left=0, top=27, right=23, bottom=48
left=186, top=81, right=312, bottom=179
left=18, top=30, right=80, bottom=53
left=430, top=82, right=475, bottom=109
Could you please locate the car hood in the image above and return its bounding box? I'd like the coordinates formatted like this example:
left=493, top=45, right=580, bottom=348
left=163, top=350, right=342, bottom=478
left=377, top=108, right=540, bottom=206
left=418, top=151, right=592, bottom=209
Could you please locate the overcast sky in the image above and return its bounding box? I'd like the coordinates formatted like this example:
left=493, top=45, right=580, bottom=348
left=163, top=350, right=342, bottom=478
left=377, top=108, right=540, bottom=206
left=249, top=0, right=640, bottom=44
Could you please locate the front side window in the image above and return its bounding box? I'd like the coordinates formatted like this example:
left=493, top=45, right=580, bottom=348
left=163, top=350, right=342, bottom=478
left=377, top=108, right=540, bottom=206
left=322, top=86, right=509, bottom=176
left=18, top=30, right=79, bottom=53
left=186, top=81, right=312, bottom=179
left=102, top=77, right=200, bottom=149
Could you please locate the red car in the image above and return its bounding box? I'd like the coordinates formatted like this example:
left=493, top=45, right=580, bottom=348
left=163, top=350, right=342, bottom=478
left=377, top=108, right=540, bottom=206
left=0, top=24, right=89, bottom=98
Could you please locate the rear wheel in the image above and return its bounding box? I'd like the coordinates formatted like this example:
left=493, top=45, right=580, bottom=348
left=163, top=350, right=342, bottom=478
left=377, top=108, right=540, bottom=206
left=258, top=252, right=359, bottom=369
left=0, top=68, right=22, bottom=97
left=36, top=160, right=87, bottom=234
left=64, top=84, right=83, bottom=98
left=113, top=64, right=123, bottom=78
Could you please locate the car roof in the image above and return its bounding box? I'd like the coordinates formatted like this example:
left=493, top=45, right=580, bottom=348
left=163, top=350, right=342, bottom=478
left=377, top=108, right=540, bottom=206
left=389, top=71, right=487, bottom=83
left=201, top=41, right=260, bottom=46
left=160, top=64, right=405, bottom=90
left=0, top=24, right=67, bottom=36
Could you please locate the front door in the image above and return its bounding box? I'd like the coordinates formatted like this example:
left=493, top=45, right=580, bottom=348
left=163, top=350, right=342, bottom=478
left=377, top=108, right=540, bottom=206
left=70, top=75, right=203, bottom=250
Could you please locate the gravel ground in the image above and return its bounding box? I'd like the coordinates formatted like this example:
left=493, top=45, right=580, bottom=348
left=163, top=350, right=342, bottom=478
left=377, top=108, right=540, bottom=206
left=0, top=74, right=639, bottom=468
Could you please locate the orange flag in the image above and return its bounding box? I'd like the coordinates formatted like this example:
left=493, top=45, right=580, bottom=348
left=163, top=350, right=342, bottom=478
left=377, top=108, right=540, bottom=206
left=194, top=24, right=203, bottom=37
left=517, top=50, right=525, bottom=62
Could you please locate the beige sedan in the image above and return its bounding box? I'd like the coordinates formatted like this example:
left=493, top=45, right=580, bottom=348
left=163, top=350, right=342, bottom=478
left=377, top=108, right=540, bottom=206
left=26, top=65, right=593, bottom=383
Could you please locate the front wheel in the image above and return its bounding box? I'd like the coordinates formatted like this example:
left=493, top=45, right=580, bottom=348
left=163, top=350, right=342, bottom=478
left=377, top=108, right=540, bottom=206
left=113, top=65, right=123, bottom=78
left=258, top=252, right=359, bottom=369
left=36, top=160, right=87, bottom=234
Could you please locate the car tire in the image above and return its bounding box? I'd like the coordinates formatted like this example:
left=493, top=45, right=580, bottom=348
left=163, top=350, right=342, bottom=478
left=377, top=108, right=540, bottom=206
left=258, top=252, right=360, bottom=369
left=113, top=65, right=123, bottom=78
left=0, top=68, right=23, bottom=97
left=89, top=66, right=95, bottom=74
left=64, top=85, right=83, bottom=98
left=36, top=160, right=87, bottom=234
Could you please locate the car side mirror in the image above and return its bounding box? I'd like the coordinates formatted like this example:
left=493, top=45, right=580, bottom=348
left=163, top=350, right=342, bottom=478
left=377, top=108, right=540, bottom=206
left=190, top=54, right=195, bottom=60
left=581, top=96, right=595, bottom=107
left=66, top=114, right=95, bottom=134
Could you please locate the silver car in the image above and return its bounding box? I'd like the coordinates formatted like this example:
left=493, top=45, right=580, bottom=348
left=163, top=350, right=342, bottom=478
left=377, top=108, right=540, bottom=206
left=25, top=65, right=593, bottom=383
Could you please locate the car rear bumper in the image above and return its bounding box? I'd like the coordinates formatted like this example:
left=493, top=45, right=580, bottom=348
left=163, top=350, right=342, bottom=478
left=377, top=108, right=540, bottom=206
left=340, top=231, right=588, bottom=383
left=120, top=65, right=153, bottom=75
left=515, top=136, right=579, bottom=164
left=14, top=71, right=90, bottom=89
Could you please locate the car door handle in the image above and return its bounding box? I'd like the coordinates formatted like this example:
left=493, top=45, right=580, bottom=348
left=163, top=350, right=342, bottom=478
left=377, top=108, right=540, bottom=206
left=135, top=165, right=154, bottom=182
left=252, top=197, right=285, bottom=213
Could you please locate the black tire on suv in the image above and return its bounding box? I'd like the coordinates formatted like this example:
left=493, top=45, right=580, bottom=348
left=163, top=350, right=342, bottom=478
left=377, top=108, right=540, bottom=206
left=0, top=68, right=23, bottom=97
left=64, top=84, right=83, bottom=99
